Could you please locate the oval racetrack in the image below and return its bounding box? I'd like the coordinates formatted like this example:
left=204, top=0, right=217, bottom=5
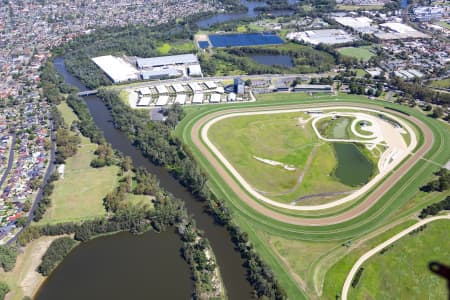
left=190, top=102, right=434, bottom=226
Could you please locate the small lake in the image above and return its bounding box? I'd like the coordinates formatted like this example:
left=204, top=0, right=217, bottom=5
left=197, top=0, right=294, bottom=28
left=248, top=54, right=293, bottom=68
left=333, top=143, right=373, bottom=187
left=35, top=230, right=191, bottom=300
left=197, top=0, right=267, bottom=28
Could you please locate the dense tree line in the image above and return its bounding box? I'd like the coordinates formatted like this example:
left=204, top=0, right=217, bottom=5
left=55, top=128, right=81, bottom=164
left=90, top=143, right=115, bottom=168
left=99, top=90, right=210, bottom=199
left=351, top=268, right=364, bottom=288
left=391, top=78, right=450, bottom=106
left=33, top=172, right=59, bottom=222
left=421, top=168, right=450, bottom=193
left=0, top=246, right=17, bottom=272
left=38, top=237, right=77, bottom=276
left=97, top=90, right=286, bottom=299
left=66, top=94, right=105, bottom=144
left=0, top=282, right=9, bottom=300
left=203, top=44, right=335, bottom=76
left=419, top=196, right=450, bottom=219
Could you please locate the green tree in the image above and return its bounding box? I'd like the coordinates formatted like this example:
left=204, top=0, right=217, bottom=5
left=0, top=246, right=17, bottom=272
left=0, top=282, right=9, bottom=300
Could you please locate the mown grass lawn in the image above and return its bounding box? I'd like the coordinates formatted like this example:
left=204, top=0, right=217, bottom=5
left=338, top=46, right=374, bottom=62
left=349, top=219, right=450, bottom=300
left=42, top=136, right=118, bottom=224
left=208, top=112, right=351, bottom=202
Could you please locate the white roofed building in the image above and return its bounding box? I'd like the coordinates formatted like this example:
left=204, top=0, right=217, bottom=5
left=138, top=97, right=152, bottom=106
left=172, top=84, right=185, bottom=93
left=156, top=85, right=168, bottom=94
left=209, top=93, right=221, bottom=103
left=174, top=94, right=187, bottom=105
left=156, top=95, right=169, bottom=106
left=192, top=93, right=203, bottom=104
left=92, top=55, right=139, bottom=83
left=188, top=64, right=203, bottom=77
left=189, top=82, right=203, bottom=93
left=136, top=54, right=199, bottom=69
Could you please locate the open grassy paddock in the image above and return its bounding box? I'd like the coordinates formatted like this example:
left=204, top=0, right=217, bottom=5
left=348, top=219, right=450, bottom=300
left=337, top=46, right=375, bottom=62
left=41, top=103, right=119, bottom=224
left=43, top=102, right=150, bottom=224
left=177, top=93, right=450, bottom=299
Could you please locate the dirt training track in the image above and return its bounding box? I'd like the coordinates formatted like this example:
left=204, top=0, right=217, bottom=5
left=190, top=102, right=434, bottom=226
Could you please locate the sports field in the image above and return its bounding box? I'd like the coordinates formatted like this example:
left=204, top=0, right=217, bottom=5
left=178, top=92, right=450, bottom=299
left=337, top=47, right=374, bottom=62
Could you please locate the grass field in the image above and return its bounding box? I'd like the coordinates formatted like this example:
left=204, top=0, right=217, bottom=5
left=208, top=112, right=352, bottom=203
left=428, top=78, right=450, bottom=89
left=41, top=103, right=118, bottom=224
left=438, top=21, right=450, bottom=30
left=156, top=41, right=195, bottom=55
left=177, top=92, right=450, bottom=299
left=349, top=219, right=450, bottom=300
left=337, top=47, right=374, bottom=62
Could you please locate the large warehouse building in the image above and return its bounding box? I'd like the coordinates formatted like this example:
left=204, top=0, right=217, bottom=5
left=136, top=54, right=199, bottom=69
left=92, top=55, right=139, bottom=83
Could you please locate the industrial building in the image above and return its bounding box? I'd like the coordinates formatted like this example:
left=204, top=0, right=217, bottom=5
left=136, top=54, right=199, bottom=69
left=293, top=84, right=334, bottom=93
left=286, top=29, right=357, bottom=45
left=188, top=64, right=203, bottom=77
left=375, top=23, right=429, bottom=39
left=140, top=69, right=181, bottom=80
left=92, top=55, right=139, bottom=83
left=333, top=16, right=376, bottom=33
left=412, top=6, right=444, bottom=22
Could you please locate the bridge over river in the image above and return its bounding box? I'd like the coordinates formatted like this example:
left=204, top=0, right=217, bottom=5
left=78, top=90, right=98, bottom=96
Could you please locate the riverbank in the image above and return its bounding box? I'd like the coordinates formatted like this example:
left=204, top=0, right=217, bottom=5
left=0, top=236, right=63, bottom=300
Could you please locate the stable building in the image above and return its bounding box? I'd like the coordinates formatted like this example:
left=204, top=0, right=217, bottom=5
left=155, top=95, right=169, bottom=106
left=293, top=84, right=333, bottom=93
left=192, top=93, right=204, bottom=104
left=209, top=93, right=221, bottom=103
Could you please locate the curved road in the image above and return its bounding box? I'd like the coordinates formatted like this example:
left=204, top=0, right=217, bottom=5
left=341, top=214, right=450, bottom=300
left=190, top=102, right=434, bottom=226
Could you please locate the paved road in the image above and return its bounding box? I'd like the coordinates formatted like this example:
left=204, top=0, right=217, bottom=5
left=341, top=214, right=450, bottom=300
left=190, top=101, right=434, bottom=225
left=0, top=134, right=16, bottom=188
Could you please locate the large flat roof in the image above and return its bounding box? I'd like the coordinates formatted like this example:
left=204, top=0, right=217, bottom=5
left=92, top=55, right=139, bottom=83
left=287, top=29, right=356, bottom=45
left=136, top=54, right=198, bottom=68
